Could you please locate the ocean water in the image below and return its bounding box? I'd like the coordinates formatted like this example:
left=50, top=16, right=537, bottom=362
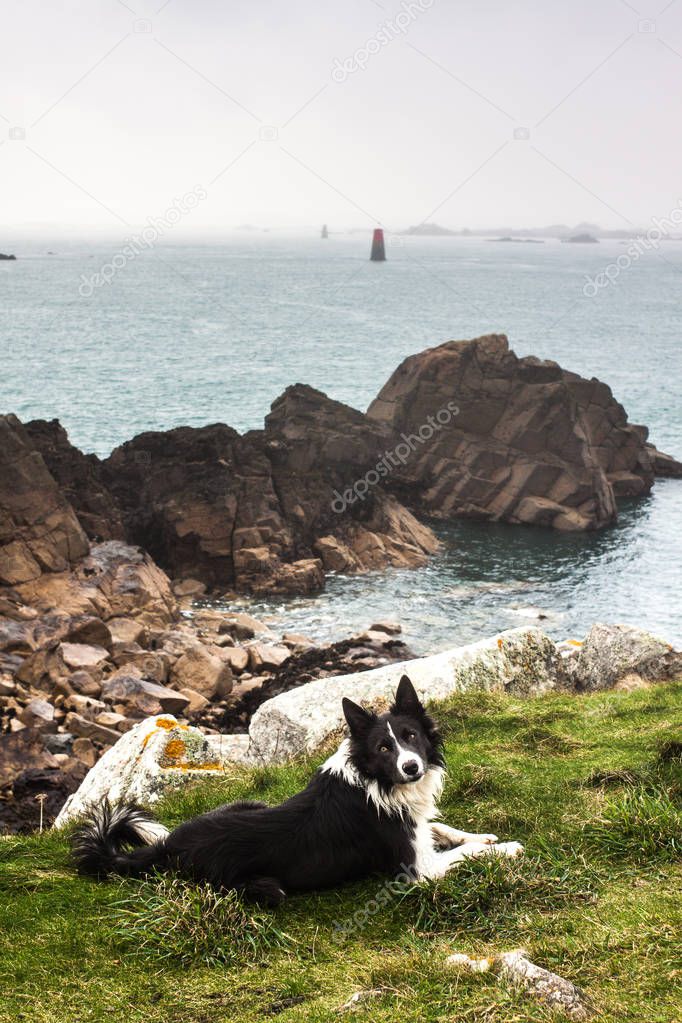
left=3, top=234, right=681, bottom=651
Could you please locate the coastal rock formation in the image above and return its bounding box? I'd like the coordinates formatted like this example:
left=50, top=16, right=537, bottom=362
left=103, top=424, right=294, bottom=590
left=264, top=384, right=439, bottom=571
left=100, top=398, right=437, bottom=593
left=10, top=541, right=177, bottom=625
left=0, top=416, right=89, bottom=585
left=367, top=334, right=676, bottom=530
left=25, top=419, right=125, bottom=541
left=2, top=337, right=680, bottom=609
left=8, top=337, right=679, bottom=599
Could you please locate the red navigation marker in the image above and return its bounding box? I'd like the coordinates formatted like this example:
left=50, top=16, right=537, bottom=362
left=370, top=227, right=386, bottom=261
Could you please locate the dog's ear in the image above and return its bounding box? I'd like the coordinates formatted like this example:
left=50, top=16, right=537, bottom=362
left=391, top=675, right=424, bottom=717
left=342, top=697, right=375, bottom=736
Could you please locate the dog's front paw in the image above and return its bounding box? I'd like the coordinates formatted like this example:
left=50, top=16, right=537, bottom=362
left=476, top=833, right=498, bottom=845
left=492, top=841, right=524, bottom=858
left=455, top=841, right=496, bottom=860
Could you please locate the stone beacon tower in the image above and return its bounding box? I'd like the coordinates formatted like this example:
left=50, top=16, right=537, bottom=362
left=370, top=228, right=386, bottom=261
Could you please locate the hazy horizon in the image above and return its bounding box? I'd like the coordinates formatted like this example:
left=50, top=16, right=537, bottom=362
left=4, top=1, right=682, bottom=236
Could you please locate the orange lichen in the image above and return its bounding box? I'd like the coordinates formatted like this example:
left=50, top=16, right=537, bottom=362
left=497, top=638, right=504, bottom=649
left=163, top=738, right=186, bottom=760
left=155, top=718, right=177, bottom=730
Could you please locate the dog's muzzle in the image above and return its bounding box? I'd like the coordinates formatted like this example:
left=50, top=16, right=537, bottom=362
left=400, top=759, right=423, bottom=782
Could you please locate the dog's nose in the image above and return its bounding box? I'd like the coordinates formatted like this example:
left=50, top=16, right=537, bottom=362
left=403, top=760, right=420, bottom=777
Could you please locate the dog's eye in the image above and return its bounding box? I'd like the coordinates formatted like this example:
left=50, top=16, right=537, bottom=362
left=404, top=731, right=416, bottom=741
left=379, top=745, right=390, bottom=753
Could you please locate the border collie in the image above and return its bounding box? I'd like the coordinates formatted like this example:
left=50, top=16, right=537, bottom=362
left=72, top=676, right=522, bottom=903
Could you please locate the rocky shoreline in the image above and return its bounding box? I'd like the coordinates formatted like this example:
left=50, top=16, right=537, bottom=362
left=0, top=545, right=414, bottom=834
left=54, top=620, right=682, bottom=829
left=2, top=334, right=681, bottom=833
left=4, top=335, right=680, bottom=603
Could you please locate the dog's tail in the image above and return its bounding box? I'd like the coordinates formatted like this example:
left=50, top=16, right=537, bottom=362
left=71, top=801, right=170, bottom=880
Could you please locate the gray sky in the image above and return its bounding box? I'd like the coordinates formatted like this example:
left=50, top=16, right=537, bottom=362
left=3, top=0, right=682, bottom=234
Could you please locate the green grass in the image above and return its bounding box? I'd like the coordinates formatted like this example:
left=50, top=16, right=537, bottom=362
left=1, top=682, right=681, bottom=1022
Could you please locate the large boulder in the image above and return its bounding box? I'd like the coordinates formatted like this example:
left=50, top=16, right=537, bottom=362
left=367, top=335, right=675, bottom=530
left=54, top=714, right=240, bottom=826
left=0, top=415, right=89, bottom=585
left=12, top=542, right=177, bottom=626
left=565, top=623, right=682, bottom=691
left=169, top=643, right=233, bottom=700
left=247, top=628, right=562, bottom=761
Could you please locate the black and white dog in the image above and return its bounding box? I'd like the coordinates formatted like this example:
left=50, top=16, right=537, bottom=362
left=72, top=676, right=522, bottom=903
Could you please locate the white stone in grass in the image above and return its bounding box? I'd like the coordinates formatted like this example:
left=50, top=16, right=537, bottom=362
left=54, top=714, right=240, bottom=827
left=247, top=628, right=561, bottom=762
left=565, top=623, right=682, bottom=691
left=446, top=949, right=593, bottom=1020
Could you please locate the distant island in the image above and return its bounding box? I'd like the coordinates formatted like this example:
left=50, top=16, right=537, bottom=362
left=394, top=221, right=644, bottom=240
left=492, top=236, right=545, bottom=244
left=402, top=223, right=458, bottom=236
left=0, top=253, right=16, bottom=260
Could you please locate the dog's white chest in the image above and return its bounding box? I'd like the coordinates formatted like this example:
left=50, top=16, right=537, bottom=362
left=411, top=818, right=441, bottom=878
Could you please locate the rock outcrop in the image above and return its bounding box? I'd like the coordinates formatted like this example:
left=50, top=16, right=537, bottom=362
left=264, top=384, right=440, bottom=572
left=25, top=419, right=125, bottom=541
left=0, top=416, right=89, bottom=585
left=565, top=623, right=682, bottom=691
left=367, top=334, right=678, bottom=530
left=10, top=541, right=177, bottom=625
left=99, top=398, right=437, bottom=593
left=8, top=337, right=679, bottom=598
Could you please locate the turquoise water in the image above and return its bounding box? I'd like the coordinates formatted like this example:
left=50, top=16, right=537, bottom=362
left=3, top=235, right=681, bottom=650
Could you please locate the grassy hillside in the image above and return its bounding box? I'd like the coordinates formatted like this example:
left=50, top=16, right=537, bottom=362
left=1, top=682, right=681, bottom=1023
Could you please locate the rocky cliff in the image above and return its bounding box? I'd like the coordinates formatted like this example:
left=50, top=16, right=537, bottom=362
left=3, top=335, right=679, bottom=597
left=0, top=416, right=89, bottom=586
left=368, top=335, right=671, bottom=530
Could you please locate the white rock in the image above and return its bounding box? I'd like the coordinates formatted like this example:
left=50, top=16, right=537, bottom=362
left=566, top=623, right=682, bottom=691
left=54, top=714, right=235, bottom=827
left=205, top=733, right=251, bottom=764
left=247, top=628, right=561, bottom=762
left=446, top=949, right=592, bottom=1020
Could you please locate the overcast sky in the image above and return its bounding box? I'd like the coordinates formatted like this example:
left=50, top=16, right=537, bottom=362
left=3, top=0, right=682, bottom=234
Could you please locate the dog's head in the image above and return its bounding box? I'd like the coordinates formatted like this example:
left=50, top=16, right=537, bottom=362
left=342, top=675, right=443, bottom=787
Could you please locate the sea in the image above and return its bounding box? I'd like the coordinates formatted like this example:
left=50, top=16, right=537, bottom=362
left=3, top=233, right=681, bottom=653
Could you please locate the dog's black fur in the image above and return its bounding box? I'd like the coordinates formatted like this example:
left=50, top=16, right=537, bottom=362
left=71, top=676, right=444, bottom=904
